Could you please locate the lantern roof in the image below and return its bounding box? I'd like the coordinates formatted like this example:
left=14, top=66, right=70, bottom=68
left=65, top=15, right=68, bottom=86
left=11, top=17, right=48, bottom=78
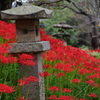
left=53, top=21, right=73, bottom=29
left=1, top=4, right=52, bottom=20
left=53, top=33, right=70, bottom=37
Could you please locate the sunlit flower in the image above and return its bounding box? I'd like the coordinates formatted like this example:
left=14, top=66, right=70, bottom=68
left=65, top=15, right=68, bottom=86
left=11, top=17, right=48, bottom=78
left=48, top=86, right=59, bottom=92
left=43, top=64, right=51, bottom=69
left=86, top=79, right=98, bottom=87
left=26, top=76, right=38, bottom=83
left=18, top=76, right=38, bottom=86
left=87, top=73, right=100, bottom=79
left=39, top=72, right=51, bottom=77
left=71, top=79, right=81, bottom=83
left=88, top=93, right=98, bottom=98
left=18, top=79, right=29, bottom=86
left=78, top=69, right=91, bottom=75
left=58, top=95, right=76, bottom=100
left=62, top=88, right=73, bottom=92
left=47, top=95, right=57, bottom=100
left=0, top=84, right=15, bottom=93
left=18, top=54, right=35, bottom=66
left=55, top=72, right=64, bottom=77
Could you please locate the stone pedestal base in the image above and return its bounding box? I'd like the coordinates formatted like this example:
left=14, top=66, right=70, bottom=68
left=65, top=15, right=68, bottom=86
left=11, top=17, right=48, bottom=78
left=18, top=53, right=45, bottom=100
left=8, top=41, right=50, bottom=100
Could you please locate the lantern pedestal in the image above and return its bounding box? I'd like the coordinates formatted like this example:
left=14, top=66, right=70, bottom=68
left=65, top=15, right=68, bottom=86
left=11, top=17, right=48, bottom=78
left=8, top=41, right=50, bottom=100
left=18, top=53, right=45, bottom=100
left=1, top=4, right=52, bottom=100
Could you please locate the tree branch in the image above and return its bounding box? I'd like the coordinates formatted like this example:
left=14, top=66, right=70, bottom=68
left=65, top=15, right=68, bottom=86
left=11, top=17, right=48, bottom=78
left=71, top=1, right=91, bottom=18
left=37, top=0, right=61, bottom=6
left=61, top=5, right=81, bottom=14
left=61, top=4, right=91, bottom=19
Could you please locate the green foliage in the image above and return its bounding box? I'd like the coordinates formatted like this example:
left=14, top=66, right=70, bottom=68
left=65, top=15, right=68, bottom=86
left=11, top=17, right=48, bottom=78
left=40, top=8, right=74, bottom=34
left=80, top=45, right=89, bottom=50
left=90, top=52, right=100, bottom=59
left=40, top=8, right=81, bottom=46
left=0, top=63, right=19, bottom=100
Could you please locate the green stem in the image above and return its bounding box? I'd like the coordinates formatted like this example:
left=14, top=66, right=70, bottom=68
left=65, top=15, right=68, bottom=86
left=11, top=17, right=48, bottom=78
left=3, top=64, right=8, bottom=83
left=9, top=64, right=13, bottom=84
left=13, top=63, right=18, bottom=84
left=75, top=85, right=90, bottom=97
left=25, top=83, right=32, bottom=99
left=18, top=86, right=22, bottom=97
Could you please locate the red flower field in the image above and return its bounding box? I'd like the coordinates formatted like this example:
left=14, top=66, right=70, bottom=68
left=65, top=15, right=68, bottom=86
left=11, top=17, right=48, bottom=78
left=0, top=20, right=100, bottom=100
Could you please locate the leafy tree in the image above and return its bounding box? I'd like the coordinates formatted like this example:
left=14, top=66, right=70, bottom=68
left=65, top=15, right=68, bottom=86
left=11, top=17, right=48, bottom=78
left=40, top=8, right=80, bottom=47
left=30, top=0, right=100, bottom=49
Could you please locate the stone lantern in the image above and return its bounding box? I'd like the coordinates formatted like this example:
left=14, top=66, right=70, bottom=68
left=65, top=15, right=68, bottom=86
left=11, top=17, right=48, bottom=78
left=53, top=21, right=72, bottom=45
left=1, top=4, right=52, bottom=100
left=53, top=21, right=73, bottom=29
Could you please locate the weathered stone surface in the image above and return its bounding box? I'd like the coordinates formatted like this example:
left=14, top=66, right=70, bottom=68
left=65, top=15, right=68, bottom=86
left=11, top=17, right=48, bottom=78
left=16, top=19, right=40, bottom=42
left=1, top=4, right=52, bottom=20
left=18, top=53, right=45, bottom=100
left=8, top=41, right=50, bottom=53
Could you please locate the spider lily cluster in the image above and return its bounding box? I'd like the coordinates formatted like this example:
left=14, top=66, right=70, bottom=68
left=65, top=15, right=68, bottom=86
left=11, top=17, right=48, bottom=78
left=0, top=21, right=100, bottom=100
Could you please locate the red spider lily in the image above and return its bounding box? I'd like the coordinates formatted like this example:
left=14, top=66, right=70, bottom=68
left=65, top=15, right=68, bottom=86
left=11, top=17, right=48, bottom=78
left=44, top=51, right=58, bottom=61
left=58, top=95, right=76, bottom=100
left=94, top=67, right=100, bottom=73
left=18, top=54, right=35, bottom=66
left=0, top=46, right=8, bottom=54
left=18, top=79, right=29, bottom=86
left=43, top=64, right=51, bottom=69
left=1, top=43, right=11, bottom=49
left=3, top=32, right=16, bottom=40
left=0, top=21, right=16, bottom=40
left=18, top=54, right=35, bottom=60
left=90, top=49, right=100, bottom=53
left=7, top=56, right=17, bottom=63
left=19, top=60, right=35, bottom=66
left=26, top=76, right=38, bottom=83
left=47, top=95, right=57, bottom=100
left=16, top=97, right=26, bottom=100
left=61, top=66, right=73, bottom=73
left=86, top=80, right=98, bottom=87
left=87, top=93, right=98, bottom=98
left=18, top=76, right=38, bottom=86
left=87, top=73, right=100, bottom=79
left=48, top=86, right=59, bottom=92
left=0, top=55, right=17, bottom=64
left=1, top=22, right=100, bottom=99
left=62, top=88, right=73, bottom=93
left=2, top=22, right=16, bottom=41
left=71, top=79, right=81, bottom=83
left=39, top=71, right=51, bottom=77
left=40, top=28, right=46, bottom=37
left=55, top=63, right=65, bottom=70
left=55, top=72, right=64, bottom=77
left=95, top=49, right=100, bottom=52
left=0, top=55, right=8, bottom=64
left=0, top=84, right=16, bottom=93
left=78, top=69, right=91, bottom=75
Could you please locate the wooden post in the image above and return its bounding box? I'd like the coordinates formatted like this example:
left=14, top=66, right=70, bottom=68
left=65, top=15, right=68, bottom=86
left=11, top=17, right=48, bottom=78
left=1, top=4, right=52, bottom=100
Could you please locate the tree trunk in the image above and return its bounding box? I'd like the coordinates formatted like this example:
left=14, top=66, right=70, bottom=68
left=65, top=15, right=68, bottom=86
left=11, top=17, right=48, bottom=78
left=91, top=22, right=100, bottom=49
